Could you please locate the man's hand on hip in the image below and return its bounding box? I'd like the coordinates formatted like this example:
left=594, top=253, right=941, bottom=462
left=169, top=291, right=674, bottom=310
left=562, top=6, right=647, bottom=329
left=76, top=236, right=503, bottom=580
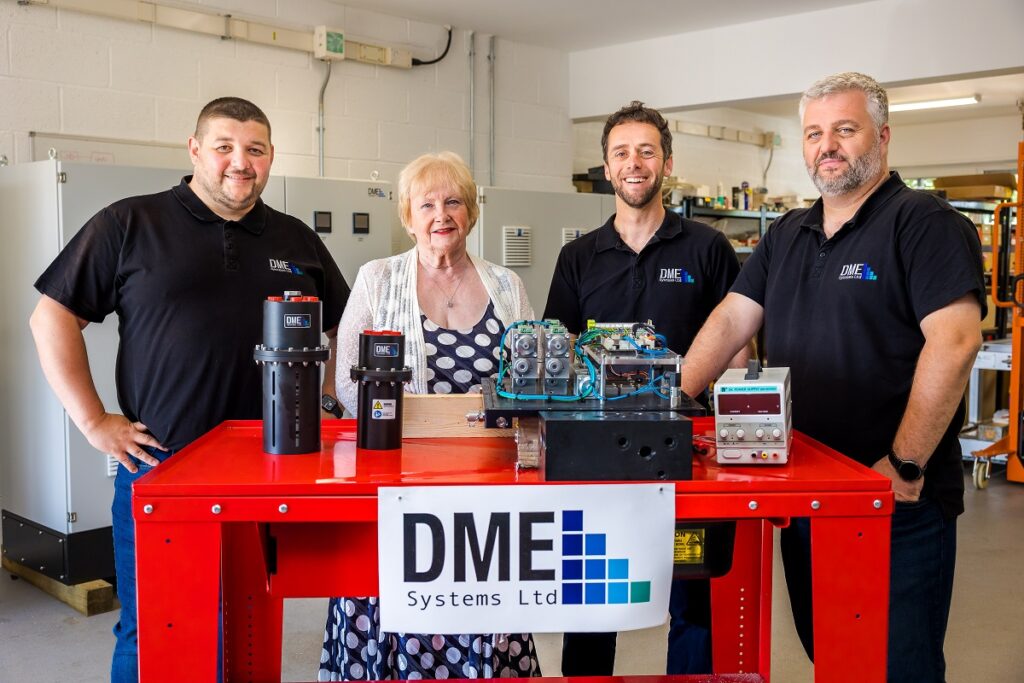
left=84, top=413, right=166, bottom=473
left=872, top=455, right=924, bottom=503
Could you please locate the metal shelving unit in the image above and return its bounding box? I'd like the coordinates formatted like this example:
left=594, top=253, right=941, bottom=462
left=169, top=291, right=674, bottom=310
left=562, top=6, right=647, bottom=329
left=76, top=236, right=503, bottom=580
left=670, top=200, right=784, bottom=251
left=950, top=199, right=1015, bottom=338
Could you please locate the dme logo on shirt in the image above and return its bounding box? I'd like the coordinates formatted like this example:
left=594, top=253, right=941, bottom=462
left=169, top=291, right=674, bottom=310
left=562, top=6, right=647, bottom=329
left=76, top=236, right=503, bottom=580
left=838, top=263, right=878, bottom=281
left=658, top=268, right=695, bottom=284
left=269, top=258, right=304, bottom=275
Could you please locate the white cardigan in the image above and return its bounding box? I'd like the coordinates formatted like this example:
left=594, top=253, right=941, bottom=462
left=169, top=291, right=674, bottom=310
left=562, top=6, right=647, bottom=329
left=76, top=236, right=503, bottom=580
left=335, top=248, right=535, bottom=413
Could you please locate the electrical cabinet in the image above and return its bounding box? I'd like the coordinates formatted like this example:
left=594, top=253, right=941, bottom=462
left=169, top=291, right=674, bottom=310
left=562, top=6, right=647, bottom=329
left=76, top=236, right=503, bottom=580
left=0, top=161, right=393, bottom=583
left=469, top=187, right=616, bottom=312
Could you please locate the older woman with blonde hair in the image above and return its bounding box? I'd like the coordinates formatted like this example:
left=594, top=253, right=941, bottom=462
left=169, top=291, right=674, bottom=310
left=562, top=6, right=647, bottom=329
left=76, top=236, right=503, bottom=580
left=319, top=152, right=539, bottom=681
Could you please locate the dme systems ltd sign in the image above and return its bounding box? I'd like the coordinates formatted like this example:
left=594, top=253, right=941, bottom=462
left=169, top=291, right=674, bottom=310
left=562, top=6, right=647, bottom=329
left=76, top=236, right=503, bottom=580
left=377, top=484, right=674, bottom=633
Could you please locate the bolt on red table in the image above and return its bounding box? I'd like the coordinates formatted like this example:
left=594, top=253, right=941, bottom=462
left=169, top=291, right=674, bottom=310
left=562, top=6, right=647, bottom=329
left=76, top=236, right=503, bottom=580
left=132, top=418, right=892, bottom=682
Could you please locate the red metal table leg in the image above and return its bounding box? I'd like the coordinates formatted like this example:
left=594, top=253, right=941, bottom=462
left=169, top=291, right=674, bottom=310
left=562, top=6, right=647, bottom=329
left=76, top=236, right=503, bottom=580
left=136, top=520, right=222, bottom=682
left=711, top=519, right=772, bottom=678
left=223, top=522, right=283, bottom=683
left=810, top=515, right=890, bottom=682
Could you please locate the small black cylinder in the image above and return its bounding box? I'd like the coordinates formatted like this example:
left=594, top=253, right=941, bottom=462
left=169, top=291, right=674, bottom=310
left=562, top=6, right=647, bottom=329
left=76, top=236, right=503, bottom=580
left=254, top=292, right=330, bottom=454
left=351, top=330, right=412, bottom=450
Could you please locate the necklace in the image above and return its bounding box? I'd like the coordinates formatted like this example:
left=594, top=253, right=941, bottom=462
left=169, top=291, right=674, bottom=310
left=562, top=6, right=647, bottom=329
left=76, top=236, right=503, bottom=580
left=438, top=272, right=466, bottom=308
left=420, top=254, right=468, bottom=308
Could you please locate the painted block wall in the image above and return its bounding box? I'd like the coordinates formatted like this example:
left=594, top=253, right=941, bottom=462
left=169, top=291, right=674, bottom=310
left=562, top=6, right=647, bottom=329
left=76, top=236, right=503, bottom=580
left=569, top=0, right=1024, bottom=120
left=0, top=0, right=574, bottom=192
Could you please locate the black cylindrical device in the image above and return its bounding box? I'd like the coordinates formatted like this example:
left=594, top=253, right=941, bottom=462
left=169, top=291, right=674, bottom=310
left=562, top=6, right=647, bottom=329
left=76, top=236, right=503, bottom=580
left=351, top=330, right=412, bottom=450
left=254, top=291, right=330, bottom=454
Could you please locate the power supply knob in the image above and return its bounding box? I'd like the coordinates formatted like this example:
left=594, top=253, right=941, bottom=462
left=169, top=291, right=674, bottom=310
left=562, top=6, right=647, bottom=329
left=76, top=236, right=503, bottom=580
left=735, top=429, right=746, bottom=439
left=719, top=428, right=729, bottom=439
left=772, top=428, right=782, bottom=439
left=755, top=428, right=765, bottom=439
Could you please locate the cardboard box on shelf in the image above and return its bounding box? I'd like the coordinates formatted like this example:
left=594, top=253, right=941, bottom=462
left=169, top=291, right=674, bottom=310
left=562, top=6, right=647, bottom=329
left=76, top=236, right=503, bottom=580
left=978, top=422, right=1007, bottom=442
left=942, top=185, right=1014, bottom=201
left=934, top=173, right=1016, bottom=189
left=934, top=173, right=1015, bottom=202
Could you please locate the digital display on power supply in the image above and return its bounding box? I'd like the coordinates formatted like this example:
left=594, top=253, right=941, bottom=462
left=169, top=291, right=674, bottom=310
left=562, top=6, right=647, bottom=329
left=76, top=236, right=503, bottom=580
left=717, top=394, right=781, bottom=415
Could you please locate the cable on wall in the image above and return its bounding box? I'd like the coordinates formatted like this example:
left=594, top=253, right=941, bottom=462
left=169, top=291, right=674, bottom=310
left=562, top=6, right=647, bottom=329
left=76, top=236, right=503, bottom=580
left=412, top=26, right=453, bottom=66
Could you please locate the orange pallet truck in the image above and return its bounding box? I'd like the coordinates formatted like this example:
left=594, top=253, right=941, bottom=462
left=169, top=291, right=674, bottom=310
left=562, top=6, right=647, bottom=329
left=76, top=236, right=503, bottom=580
left=975, top=135, right=1024, bottom=485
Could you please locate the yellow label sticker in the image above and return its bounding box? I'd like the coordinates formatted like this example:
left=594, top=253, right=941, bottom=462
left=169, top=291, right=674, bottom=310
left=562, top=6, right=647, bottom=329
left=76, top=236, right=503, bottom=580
left=673, top=528, right=705, bottom=564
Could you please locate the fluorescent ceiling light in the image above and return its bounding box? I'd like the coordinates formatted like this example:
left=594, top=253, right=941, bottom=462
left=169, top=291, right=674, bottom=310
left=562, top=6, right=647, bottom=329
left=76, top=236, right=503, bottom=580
left=889, top=95, right=980, bottom=112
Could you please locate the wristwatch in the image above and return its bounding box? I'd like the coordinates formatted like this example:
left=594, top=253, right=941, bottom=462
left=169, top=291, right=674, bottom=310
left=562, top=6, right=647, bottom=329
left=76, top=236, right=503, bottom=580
left=321, top=394, right=342, bottom=418
left=887, top=450, right=926, bottom=482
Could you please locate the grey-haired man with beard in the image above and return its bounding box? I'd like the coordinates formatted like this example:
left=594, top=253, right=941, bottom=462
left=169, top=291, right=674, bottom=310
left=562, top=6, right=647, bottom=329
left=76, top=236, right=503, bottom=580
left=679, top=72, right=984, bottom=681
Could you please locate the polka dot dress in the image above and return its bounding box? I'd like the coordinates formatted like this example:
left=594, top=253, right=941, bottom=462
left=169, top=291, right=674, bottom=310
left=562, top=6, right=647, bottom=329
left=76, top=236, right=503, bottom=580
left=319, top=302, right=540, bottom=680
left=421, top=302, right=502, bottom=395
left=318, top=598, right=540, bottom=680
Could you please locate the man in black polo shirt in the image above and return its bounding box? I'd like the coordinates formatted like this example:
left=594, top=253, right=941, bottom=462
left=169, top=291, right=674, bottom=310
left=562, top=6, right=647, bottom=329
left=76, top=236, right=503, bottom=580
left=680, top=73, right=984, bottom=682
left=544, top=101, right=747, bottom=676
left=29, top=97, right=350, bottom=683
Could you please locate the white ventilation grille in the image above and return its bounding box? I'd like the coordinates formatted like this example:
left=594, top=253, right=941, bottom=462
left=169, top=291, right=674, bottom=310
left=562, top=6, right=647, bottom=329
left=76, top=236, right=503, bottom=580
left=561, top=227, right=592, bottom=246
left=502, top=226, right=532, bottom=267
left=106, top=454, right=118, bottom=477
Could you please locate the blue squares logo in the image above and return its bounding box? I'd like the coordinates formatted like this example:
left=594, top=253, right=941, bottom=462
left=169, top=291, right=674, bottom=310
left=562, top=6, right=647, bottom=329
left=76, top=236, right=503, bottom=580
left=559, top=510, right=651, bottom=606
left=608, top=559, right=628, bottom=580
left=562, top=510, right=583, bottom=531
left=585, top=533, right=606, bottom=555
left=563, top=533, right=583, bottom=556
left=562, top=559, right=583, bottom=580
left=563, top=583, right=583, bottom=605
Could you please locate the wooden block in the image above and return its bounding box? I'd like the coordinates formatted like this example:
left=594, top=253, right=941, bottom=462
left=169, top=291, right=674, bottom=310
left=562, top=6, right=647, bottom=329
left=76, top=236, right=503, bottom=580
left=2, top=555, right=118, bottom=616
left=403, top=394, right=513, bottom=438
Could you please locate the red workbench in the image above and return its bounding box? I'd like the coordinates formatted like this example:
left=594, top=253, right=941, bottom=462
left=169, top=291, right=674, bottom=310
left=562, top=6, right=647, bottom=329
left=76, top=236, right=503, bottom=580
left=133, top=418, right=893, bottom=682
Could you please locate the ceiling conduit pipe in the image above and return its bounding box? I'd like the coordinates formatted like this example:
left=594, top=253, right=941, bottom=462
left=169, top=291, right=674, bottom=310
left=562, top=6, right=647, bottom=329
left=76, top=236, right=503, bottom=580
left=488, top=35, right=496, bottom=186
left=468, top=30, right=476, bottom=177
left=318, top=60, right=333, bottom=177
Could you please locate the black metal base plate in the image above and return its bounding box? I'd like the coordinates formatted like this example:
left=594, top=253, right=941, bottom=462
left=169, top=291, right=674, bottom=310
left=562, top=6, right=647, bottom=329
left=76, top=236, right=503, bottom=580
left=2, top=510, right=114, bottom=585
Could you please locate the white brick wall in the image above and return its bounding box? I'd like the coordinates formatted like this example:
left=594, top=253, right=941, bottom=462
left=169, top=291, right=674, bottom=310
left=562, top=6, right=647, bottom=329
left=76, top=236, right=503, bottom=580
left=0, top=15, right=9, bottom=75
left=9, top=23, right=109, bottom=87
left=0, top=76, right=61, bottom=131
left=0, top=0, right=574, bottom=193
left=61, top=87, right=157, bottom=140
left=111, top=43, right=200, bottom=100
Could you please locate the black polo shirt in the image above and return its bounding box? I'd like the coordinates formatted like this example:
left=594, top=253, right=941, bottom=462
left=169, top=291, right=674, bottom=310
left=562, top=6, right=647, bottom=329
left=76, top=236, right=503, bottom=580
left=732, top=172, right=985, bottom=517
left=543, top=210, right=739, bottom=355
left=35, top=177, right=350, bottom=452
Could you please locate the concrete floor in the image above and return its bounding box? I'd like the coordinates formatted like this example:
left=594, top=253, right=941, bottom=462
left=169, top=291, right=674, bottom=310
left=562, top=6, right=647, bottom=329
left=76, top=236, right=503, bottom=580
left=2, top=466, right=1023, bottom=682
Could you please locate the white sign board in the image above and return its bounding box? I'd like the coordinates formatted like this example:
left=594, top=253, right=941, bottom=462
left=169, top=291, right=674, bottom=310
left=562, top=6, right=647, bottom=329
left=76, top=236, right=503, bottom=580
left=377, top=484, right=675, bottom=634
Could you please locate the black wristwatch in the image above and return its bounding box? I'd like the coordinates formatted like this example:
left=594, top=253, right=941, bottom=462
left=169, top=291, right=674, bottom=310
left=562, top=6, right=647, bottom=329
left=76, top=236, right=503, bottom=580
left=321, top=394, right=342, bottom=418
left=887, top=450, right=926, bottom=482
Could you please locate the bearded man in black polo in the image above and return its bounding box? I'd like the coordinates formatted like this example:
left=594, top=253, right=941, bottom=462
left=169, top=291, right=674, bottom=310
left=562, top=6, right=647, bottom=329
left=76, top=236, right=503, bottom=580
left=680, top=72, right=984, bottom=683
left=544, top=101, right=749, bottom=677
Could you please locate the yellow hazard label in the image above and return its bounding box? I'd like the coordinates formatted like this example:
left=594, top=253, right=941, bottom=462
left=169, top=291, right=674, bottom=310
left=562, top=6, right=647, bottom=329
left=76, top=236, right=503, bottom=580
left=373, top=401, right=383, bottom=409
left=673, top=528, right=705, bottom=564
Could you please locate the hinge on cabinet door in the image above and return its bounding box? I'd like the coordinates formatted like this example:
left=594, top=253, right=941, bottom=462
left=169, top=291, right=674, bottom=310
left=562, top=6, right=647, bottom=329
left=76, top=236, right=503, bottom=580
left=477, top=187, right=486, bottom=204
left=67, top=512, right=77, bottom=523
left=58, top=172, right=67, bottom=183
